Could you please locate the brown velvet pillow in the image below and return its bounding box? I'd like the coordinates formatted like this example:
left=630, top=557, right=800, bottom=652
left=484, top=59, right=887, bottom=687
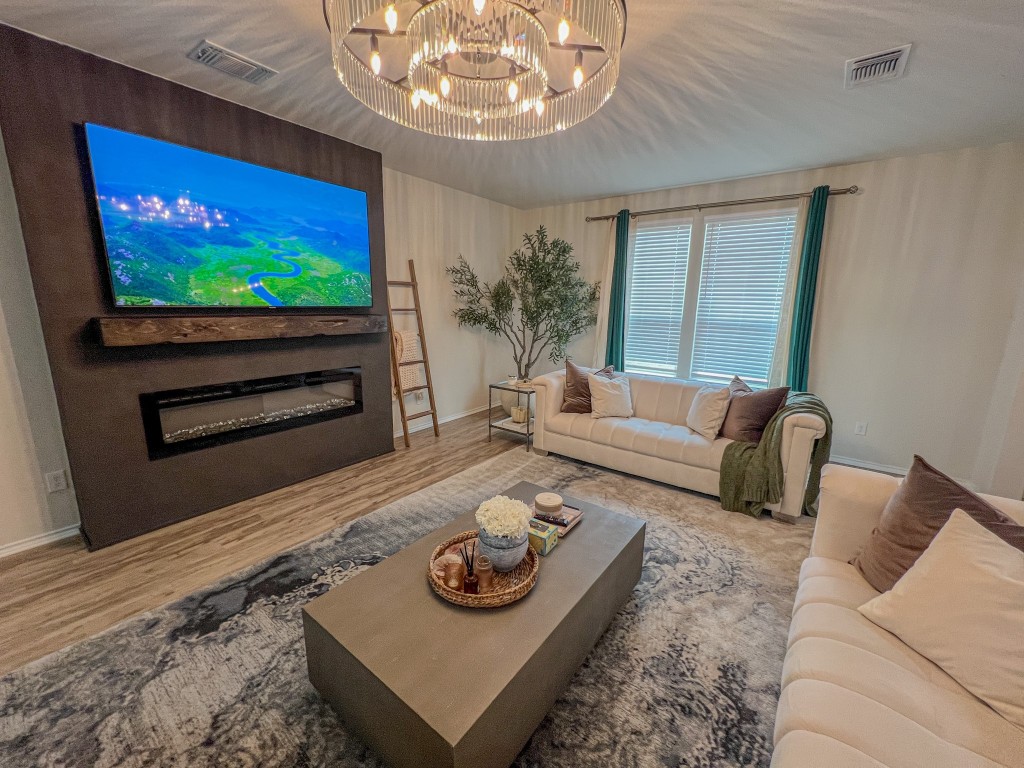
left=561, top=360, right=614, bottom=414
left=718, top=377, right=789, bottom=443
left=852, top=455, right=1024, bottom=593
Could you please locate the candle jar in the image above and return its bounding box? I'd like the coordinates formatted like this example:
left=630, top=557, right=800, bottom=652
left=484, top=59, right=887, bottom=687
left=476, top=555, right=495, bottom=594
left=443, top=561, right=465, bottom=592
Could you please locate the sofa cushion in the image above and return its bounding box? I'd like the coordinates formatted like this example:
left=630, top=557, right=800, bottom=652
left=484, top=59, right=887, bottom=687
left=852, top=455, right=1024, bottom=593
left=589, top=373, right=634, bottom=419
left=685, top=384, right=731, bottom=440
left=774, top=679, right=1007, bottom=768
left=561, top=360, right=613, bottom=414
left=627, top=375, right=696, bottom=426
left=859, top=510, right=1024, bottom=731
left=792, top=559, right=879, bottom=615
left=771, top=731, right=887, bottom=767
left=544, top=413, right=729, bottom=471
left=720, top=377, right=789, bottom=443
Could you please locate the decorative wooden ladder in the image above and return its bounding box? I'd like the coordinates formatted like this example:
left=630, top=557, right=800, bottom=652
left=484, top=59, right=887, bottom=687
left=387, top=259, right=440, bottom=448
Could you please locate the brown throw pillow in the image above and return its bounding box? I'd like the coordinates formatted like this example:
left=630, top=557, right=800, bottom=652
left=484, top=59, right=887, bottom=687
left=562, top=360, right=614, bottom=413
left=718, top=377, right=789, bottom=443
left=852, top=455, right=1024, bottom=593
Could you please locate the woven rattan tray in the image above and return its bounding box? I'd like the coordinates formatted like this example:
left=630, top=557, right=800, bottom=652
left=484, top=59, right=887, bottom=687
left=428, top=530, right=539, bottom=608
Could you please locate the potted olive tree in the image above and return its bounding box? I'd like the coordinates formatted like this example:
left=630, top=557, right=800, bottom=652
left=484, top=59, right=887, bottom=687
left=448, top=226, right=600, bottom=405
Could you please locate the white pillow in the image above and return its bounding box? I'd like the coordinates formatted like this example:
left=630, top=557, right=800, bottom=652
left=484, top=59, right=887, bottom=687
left=588, top=373, right=633, bottom=419
left=858, top=509, right=1024, bottom=730
left=685, top=385, right=731, bottom=441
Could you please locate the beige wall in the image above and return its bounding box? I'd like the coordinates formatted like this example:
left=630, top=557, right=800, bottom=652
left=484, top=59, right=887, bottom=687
left=0, top=130, right=79, bottom=553
left=383, top=168, right=522, bottom=433
left=520, top=140, right=1024, bottom=495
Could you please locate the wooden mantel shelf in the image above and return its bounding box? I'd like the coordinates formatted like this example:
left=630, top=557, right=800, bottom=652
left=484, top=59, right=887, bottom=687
left=95, top=314, right=389, bottom=347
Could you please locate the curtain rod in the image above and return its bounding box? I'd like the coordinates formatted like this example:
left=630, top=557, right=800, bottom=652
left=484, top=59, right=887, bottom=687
left=584, top=186, right=859, bottom=222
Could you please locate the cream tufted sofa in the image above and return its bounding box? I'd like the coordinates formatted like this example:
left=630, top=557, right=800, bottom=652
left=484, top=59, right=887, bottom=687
left=772, top=463, right=1024, bottom=767
left=530, top=370, right=827, bottom=521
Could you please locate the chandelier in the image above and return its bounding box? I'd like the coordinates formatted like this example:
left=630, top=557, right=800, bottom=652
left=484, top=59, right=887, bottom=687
left=325, top=0, right=626, bottom=140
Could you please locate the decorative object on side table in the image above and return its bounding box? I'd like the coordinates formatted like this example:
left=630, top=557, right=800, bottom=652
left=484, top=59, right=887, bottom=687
left=475, top=495, right=533, bottom=572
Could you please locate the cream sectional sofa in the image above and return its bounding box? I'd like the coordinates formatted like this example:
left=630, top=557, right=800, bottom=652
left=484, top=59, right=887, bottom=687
left=773, top=463, right=1024, bottom=767
left=531, top=370, right=827, bottom=521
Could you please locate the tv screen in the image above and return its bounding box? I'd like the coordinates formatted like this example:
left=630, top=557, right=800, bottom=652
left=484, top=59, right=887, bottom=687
left=84, top=123, right=372, bottom=309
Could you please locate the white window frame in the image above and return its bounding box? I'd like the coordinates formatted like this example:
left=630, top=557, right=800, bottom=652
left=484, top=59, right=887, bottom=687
left=623, top=206, right=800, bottom=387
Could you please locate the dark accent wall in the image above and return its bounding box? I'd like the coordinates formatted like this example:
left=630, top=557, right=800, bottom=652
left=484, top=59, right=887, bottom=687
left=0, top=26, right=394, bottom=549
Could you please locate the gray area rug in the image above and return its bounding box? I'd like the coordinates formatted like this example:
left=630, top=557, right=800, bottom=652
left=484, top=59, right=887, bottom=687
left=0, top=452, right=812, bottom=767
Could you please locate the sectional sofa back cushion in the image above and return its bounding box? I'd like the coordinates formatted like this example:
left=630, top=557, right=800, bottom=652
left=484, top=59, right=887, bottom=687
left=561, top=360, right=614, bottom=414
left=719, top=377, right=789, bottom=443
left=628, top=375, right=699, bottom=427
left=859, top=510, right=1024, bottom=730
left=852, top=455, right=1024, bottom=592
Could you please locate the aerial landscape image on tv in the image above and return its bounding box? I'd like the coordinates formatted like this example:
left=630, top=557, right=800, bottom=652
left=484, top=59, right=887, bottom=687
left=85, top=123, right=372, bottom=308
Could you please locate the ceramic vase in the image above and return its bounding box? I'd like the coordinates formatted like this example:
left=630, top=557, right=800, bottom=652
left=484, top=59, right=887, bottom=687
left=476, top=529, right=529, bottom=572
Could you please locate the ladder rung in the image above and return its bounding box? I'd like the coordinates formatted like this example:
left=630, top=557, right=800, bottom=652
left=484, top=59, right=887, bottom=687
left=399, top=359, right=425, bottom=367
left=401, top=385, right=430, bottom=393
left=391, top=308, right=417, bottom=312
left=406, top=410, right=434, bottom=420
left=388, top=280, right=415, bottom=287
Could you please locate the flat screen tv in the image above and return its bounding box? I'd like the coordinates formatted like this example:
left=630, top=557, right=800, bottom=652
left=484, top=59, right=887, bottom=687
left=84, top=123, right=372, bottom=309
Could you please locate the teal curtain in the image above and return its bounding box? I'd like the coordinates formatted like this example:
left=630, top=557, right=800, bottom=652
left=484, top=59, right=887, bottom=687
left=787, top=186, right=830, bottom=392
left=604, top=209, right=630, bottom=370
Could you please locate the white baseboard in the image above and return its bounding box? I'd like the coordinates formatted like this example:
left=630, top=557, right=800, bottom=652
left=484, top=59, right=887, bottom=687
left=393, top=403, right=492, bottom=439
left=829, top=455, right=907, bottom=477
left=830, top=455, right=977, bottom=490
left=0, top=524, right=80, bottom=560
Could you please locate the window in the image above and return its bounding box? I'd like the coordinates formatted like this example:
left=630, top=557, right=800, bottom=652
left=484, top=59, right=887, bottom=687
left=624, top=209, right=798, bottom=386
left=624, top=219, right=691, bottom=376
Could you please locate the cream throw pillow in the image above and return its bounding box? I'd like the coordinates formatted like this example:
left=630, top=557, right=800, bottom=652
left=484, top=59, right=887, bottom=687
left=685, top=385, right=731, bottom=441
left=858, top=509, right=1024, bottom=730
left=588, top=373, right=633, bottom=419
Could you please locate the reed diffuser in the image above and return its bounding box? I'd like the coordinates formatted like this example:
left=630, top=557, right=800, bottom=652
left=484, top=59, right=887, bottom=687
left=460, top=542, right=479, bottom=595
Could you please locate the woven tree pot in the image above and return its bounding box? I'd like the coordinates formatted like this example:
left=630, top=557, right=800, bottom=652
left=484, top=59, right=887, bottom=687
left=477, top=529, right=529, bottom=572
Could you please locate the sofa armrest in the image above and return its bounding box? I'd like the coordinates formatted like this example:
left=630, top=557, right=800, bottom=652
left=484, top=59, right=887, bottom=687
left=530, top=372, right=565, bottom=450
left=810, top=464, right=900, bottom=562
left=771, top=413, right=828, bottom=522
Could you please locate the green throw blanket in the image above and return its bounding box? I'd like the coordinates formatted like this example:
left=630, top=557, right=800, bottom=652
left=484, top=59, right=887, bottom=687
left=719, top=393, right=832, bottom=519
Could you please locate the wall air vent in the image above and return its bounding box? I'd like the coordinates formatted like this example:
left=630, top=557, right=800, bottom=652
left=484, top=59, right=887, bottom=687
left=844, top=44, right=912, bottom=89
left=187, top=40, right=277, bottom=84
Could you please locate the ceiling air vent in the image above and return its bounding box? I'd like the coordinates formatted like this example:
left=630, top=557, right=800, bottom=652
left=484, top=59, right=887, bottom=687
left=844, top=44, right=912, bottom=89
left=187, top=40, right=277, bottom=84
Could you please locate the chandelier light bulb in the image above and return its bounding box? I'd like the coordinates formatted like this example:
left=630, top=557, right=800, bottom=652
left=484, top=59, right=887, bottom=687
left=473, top=0, right=486, bottom=16
left=573, top=48, right=585, bottom=89
left=535, top=99, right=545, bottom=116
left=558, top=18, right=571, bottom=45
left=369, top=33, right=381, bottom=75
left=384, top=4, right=398, bottom=35
left=447, top=36, right=458, bottom=55
left=507, top=65, right=519, bottom=102
left=411, top=90, right=422, bottom=110
left=440, top=76, right=451, bottom=98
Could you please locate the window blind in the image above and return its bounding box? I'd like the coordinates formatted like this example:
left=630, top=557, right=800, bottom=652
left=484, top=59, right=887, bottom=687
left=689, top=212, right=798, bottom=386
left=624, top=219, right=692, bottom=376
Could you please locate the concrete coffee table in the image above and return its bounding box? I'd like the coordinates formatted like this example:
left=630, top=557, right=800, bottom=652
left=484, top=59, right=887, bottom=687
left=303, top=481, right=646, bottom=768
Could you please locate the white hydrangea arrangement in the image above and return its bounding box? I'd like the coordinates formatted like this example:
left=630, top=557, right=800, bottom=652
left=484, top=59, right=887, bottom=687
left=475, top=495, right=532, bottom=539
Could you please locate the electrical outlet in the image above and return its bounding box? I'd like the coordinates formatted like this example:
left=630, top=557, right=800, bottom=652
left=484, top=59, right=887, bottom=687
left=45, top=469, right=68, bottom=493
left=854, top=421, right=868, bottom=437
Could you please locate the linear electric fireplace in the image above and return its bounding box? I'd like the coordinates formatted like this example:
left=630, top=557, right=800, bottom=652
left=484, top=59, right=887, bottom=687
left=140, top=368, right=363, bottom=459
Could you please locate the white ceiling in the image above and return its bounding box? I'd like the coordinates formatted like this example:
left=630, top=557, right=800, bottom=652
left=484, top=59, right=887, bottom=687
left=1, top=1, right=1023, bottom=208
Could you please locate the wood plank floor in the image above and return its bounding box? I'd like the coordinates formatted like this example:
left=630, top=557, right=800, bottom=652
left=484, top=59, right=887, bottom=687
left=0, top=410, right=517, bottom=675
